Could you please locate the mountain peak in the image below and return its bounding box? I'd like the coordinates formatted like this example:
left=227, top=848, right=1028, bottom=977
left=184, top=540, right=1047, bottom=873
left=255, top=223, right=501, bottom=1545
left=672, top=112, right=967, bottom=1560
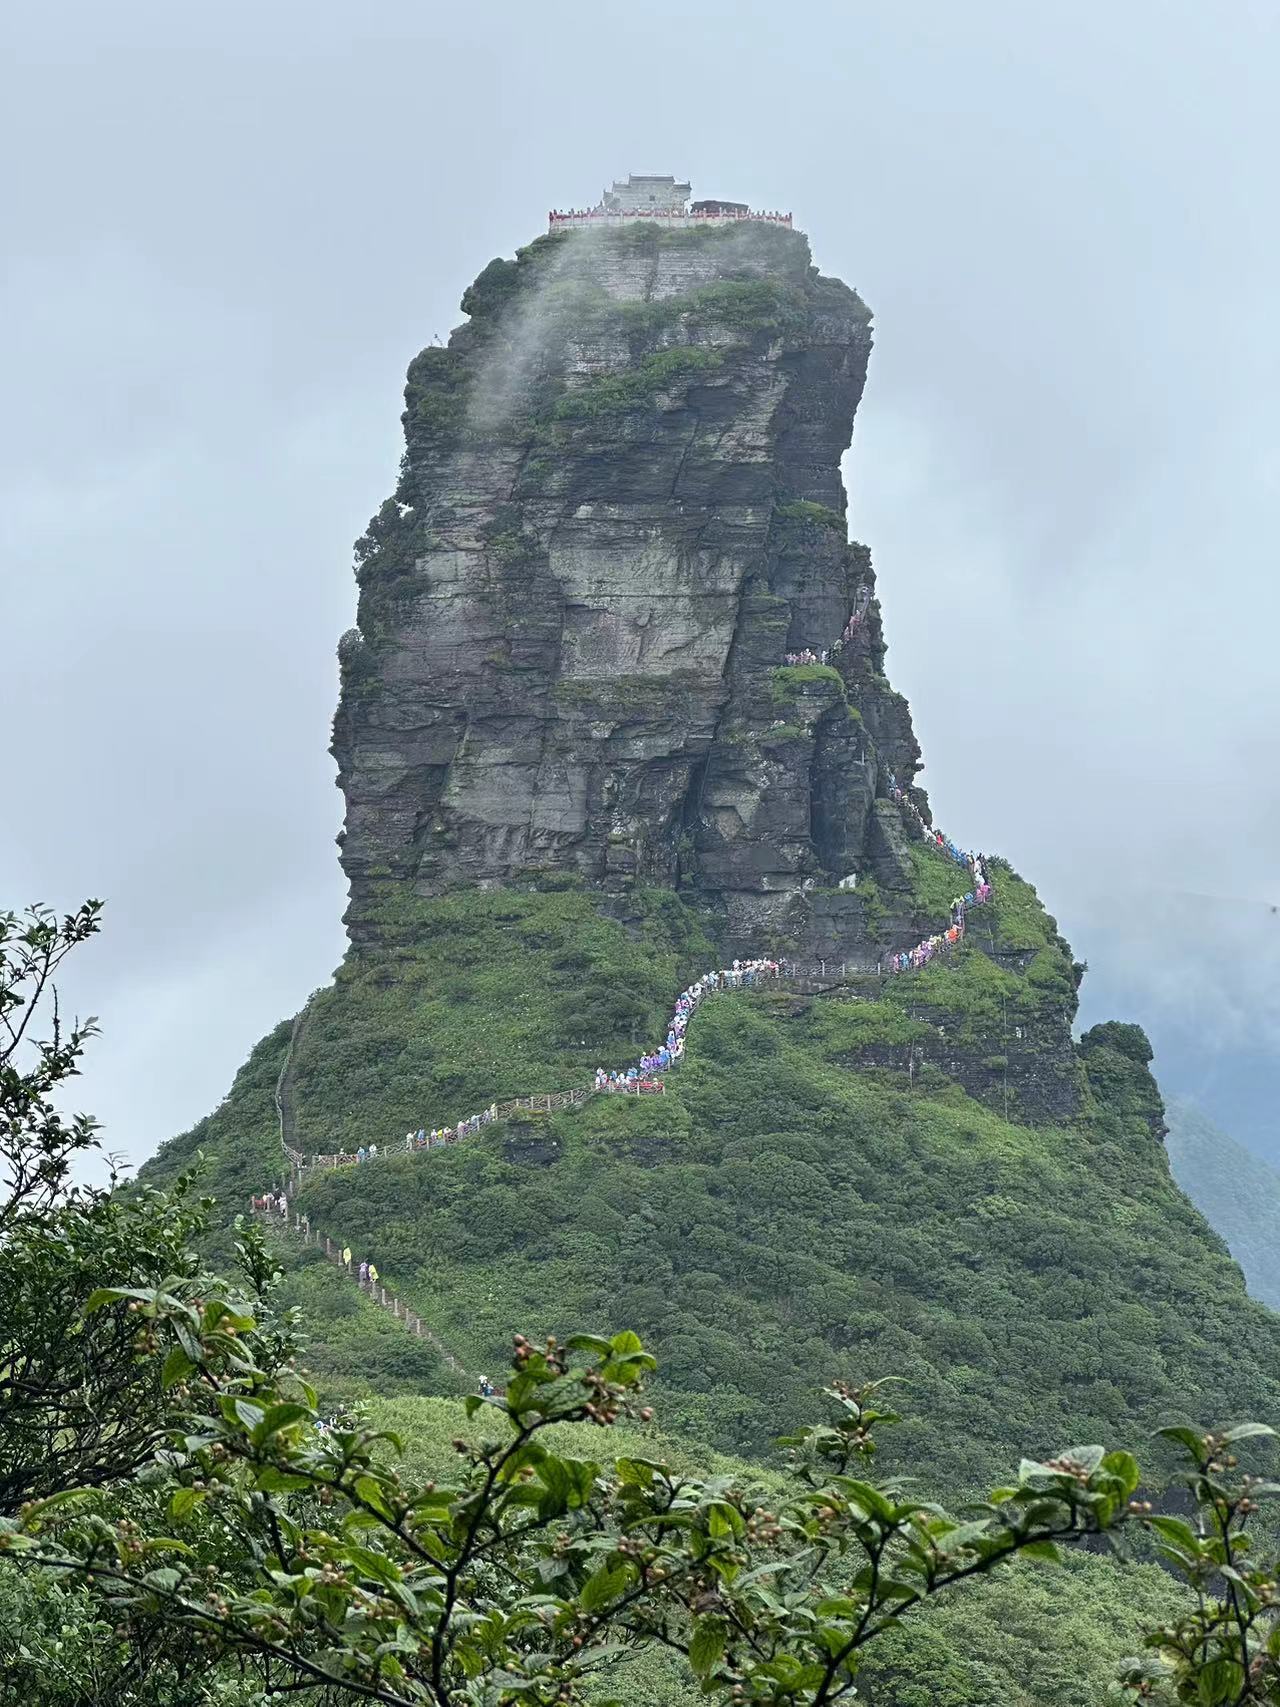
left=333, top=221, right=925, bottom=964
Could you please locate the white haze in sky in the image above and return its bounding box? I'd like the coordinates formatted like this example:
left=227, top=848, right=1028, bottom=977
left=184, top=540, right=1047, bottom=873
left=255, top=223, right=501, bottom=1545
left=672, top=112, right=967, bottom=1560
left=2, top=0, right=1277, bottom=1169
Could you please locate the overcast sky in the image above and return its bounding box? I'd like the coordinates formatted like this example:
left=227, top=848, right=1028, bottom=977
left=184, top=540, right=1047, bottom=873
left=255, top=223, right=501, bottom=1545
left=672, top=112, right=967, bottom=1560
left=3, top=0, right=1277, bottom=1172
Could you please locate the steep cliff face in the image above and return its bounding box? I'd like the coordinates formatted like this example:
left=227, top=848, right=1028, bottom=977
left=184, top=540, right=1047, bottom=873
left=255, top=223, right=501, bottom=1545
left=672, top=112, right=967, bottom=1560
left=332, top=222, right=921, bottom=958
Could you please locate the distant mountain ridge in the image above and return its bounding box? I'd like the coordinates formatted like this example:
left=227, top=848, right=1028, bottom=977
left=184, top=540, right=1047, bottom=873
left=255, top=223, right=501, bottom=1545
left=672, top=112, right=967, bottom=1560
left=1166, top=1096, right=1280, bottom=1308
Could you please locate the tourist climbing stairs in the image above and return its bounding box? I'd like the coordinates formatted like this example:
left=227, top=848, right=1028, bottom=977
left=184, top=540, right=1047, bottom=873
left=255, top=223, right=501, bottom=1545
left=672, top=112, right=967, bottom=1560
left=252, top=1205, right=468, bottom=1377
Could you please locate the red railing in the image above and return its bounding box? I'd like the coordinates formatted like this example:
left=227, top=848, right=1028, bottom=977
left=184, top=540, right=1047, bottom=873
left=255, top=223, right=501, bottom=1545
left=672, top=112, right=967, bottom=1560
left=548, top=208, right=793, bottom=232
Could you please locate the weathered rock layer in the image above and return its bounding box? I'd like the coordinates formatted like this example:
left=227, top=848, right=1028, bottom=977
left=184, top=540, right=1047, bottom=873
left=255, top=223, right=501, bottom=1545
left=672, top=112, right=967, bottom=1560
left=333, top=221, right=925, bottom=956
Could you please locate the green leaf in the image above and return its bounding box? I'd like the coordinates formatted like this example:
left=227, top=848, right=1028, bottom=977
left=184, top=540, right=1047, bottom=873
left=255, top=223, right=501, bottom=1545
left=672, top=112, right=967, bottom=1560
left=1019, top=1538, right=1062, bottom=1564
left=1147, top=1516, right=1202, bottom=1555
left=26, top=1488, right=93, bottom=1518
left=614, top=1457, right=659, bottom=1488
left=1099, top=1450, right=1141, bottom=1497
left=1222, top=1422, right=1275, bottom=1443
left=707, top=1501, right=744, bottom=1539
left=408, top=1488, right=456, bottom=1519
left=608, top=1330, right=644, bottom=1356
left=1156, top=1425, right=1207, bottom=1455
left=83, top=1287, right=135, bottom=1314
left=161, top=1343, right=195, bottom=1391
left=689, top=1616, right=727, bottom=1678
left=498, top=1439, right=548, bottom=1483
left=563, top=1457, right=598, bottom=1502
left=252, top=1468, right=315, bottom=1494
left=579, top=1562, right=630, bottom=1612
left=933, top=1520, right=992, bottom=1556
left=253, top=1402, right=312, bottom=1443
left=535, top=1457, right=572, bottom=1518
left=1196, top=1656, right=1246, bottom=1705
left=567, top=1334, right=614, bottom=1357
left=814, top=1597, right=859, bottom=1618
left=833, top=1478, right=896, bottom=1524
left=222, top=1397, right=264, bottom=1432
left=345, top=1543, right=403, bottom=1587
left=1060, top=1445, right=1105, bottom=1473
left=142, top=1566, right=183, bottom=1594
left=504, top=1372, right=537, bottom=1414
left=168, top=1488, right=206, bottom=1521
left=353, top=1474, right=397, bottom=1521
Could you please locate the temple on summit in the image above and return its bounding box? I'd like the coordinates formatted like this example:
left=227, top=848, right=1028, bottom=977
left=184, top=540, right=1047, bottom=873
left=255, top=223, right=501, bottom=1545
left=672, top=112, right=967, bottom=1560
left=600, top=173, right=691, bottom=212
left=548, top=173, right=791, bottom=231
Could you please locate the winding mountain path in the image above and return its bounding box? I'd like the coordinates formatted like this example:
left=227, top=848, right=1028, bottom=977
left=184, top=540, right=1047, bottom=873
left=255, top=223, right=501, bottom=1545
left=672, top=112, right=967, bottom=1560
left=261, top=799, right=990, bottom=1364
left=253, top=1207, right=470, bottom=1380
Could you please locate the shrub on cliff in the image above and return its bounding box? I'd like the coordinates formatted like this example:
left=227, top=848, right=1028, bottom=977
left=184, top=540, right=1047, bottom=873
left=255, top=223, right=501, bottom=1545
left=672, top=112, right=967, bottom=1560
left=775, top=499, right=847, bottom=532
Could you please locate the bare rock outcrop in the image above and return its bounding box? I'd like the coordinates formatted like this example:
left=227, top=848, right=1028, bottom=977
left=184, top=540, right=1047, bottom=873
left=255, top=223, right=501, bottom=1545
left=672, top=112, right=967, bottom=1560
left=333, top=222, right=922, bottom=956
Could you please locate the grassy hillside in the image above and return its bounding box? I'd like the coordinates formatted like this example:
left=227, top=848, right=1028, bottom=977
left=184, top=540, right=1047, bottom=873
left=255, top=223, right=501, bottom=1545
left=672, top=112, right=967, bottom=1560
left=142, top=851, right=1275, bottom=1706
left=147, top=861, right=1280, bottom=1500
left=294, top=976, right=1280, bottom=1491
left=144, top=882, right=717, bottom=1204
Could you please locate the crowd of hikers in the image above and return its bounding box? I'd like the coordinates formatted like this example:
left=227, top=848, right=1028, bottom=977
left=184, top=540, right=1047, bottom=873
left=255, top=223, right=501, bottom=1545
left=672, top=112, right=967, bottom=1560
left=317, top=958, right=790, bottom=1166
left=324, top=1241, right=380, bottom=1299
left=881, top=771, right=992, bottom=974
left=403, top=1104, right=500, bottom=1156
left=248, top=1193, right=506, bottom=1401
left=597, top=957, right=784, bottom=1092
left=279, top=770, right=996, bottom=1175
left=832, top=585, right=872, bottom=653
left=253, top=779, right=1003, bottom=1329
left=784, top=585, right=872, bottom=671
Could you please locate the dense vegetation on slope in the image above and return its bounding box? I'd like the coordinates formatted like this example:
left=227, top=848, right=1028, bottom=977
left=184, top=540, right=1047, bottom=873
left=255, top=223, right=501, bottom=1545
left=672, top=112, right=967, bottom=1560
left=140, top=826, right=1280, bottom=1705
left=1166, top=1096, right=1280, bottom=1308
left=4, top=897, right=1260, bottom=1707
left=149, top=853, right=1280, bottom=1503
left=297, top=983, right=1280, bottom=1492
left=145, top=883, right=716, bottom=1200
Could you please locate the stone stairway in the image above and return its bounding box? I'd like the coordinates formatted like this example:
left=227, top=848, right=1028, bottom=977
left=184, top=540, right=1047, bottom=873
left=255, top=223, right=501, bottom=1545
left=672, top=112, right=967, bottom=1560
left=253, top=1207, right=468, bottom=1377
left=282, top=961, right=895, bottom=1183
left=265, top=827, right=993, bottom=1364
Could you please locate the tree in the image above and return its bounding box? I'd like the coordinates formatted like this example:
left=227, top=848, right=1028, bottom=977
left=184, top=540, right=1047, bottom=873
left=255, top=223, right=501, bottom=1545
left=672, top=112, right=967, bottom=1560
left=1, top=900, right=103, bottom=1234
left=0, top=901, right=313, bottom=1700
left=0, top=903, right=272, bottom=1515
left=1114, top=1422, right=1280, bottom=1704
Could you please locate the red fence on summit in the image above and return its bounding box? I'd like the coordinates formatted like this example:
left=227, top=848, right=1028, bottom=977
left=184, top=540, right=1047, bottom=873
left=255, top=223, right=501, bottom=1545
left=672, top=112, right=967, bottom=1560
left=548, top=208, right=794, bottom=232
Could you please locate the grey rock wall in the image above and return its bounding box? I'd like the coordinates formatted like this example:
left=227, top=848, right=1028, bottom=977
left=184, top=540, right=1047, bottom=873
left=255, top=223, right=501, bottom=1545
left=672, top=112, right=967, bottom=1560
left=333, top=222, right=922, bottom=956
